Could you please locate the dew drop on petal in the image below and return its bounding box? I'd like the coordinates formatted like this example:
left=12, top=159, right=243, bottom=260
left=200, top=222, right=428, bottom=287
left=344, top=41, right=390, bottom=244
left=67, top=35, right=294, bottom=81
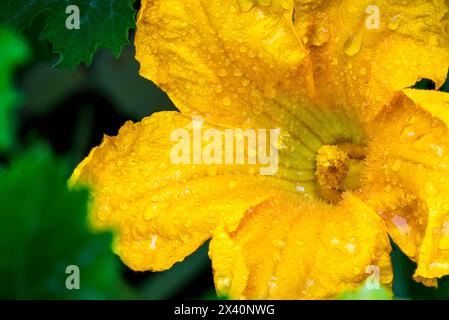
left=218, top=69, right=228, bottom=77
left=96, top=207, right=111, bottom=222
left=400, top=125, right=417, bottom=143
left=352, top=267, right=361, bottom=275
left=344, top=29, right=364, bottom=56
left=411, top=134, right=432, bottom=152
left=222, top=97, right=232, bottom=106
left=272, top=239, right=286, bottom=249
left=238, top=0, right=255, bottom=12
left=392, top=159, right=402, bottom=171
left=345, top=243, right=356, bottom=254
left=184, top=219, right=193, bottom=228
left=215, top=85, right=224, bottom=93
left=330, top=238, right=340, bottom=246
left=388, top=14, right=403, bottom=31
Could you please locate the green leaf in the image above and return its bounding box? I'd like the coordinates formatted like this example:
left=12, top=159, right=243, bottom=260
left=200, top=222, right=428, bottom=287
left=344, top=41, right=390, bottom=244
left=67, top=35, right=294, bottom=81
left=336, top=283, right=392, bottom=300
left=0, top=28, right=30, bottom=152
left=0, top=0, right=136, bottom=69
left=0, top=144, right=133, bottom=299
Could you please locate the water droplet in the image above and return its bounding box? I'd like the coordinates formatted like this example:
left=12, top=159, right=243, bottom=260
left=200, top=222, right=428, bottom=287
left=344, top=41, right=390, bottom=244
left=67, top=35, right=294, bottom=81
left=430, top=144, right=444, bottom=157
left=296, top=185, right=305, bottom=193
left=257, top=0, right=271, bottom=6
left=411, top=134, right=431, bottom=152
left=184, top=219, right=193, bottom=228
left=238, top=0, right=255, bottom=12
left=344, top=29, right=364, bottom=56
left=388, top=14, right=403, bottom=31
left=352, top=267, right=361, bottom=275
left=306, top=279, right=315, bottom=287
left=392, top=159, right=402, bottom=171
left=400, top=125, right=417, bottom=143
left=96, top=208, right=110, bottom=222
left=268, top=276, right=278, bottom=295
left=330, top=238, right=340, bottom=246
left=222, top=97, right=232, bottom=106
left=145, top=202, right=168, bottom=220
left=345, top=243, right=356, bottom=254
left=218, top=69, right=228, bottom=77
left=311, top=27, right=329, bottom=46
left=180, top=234, right=190, bottom=243
left=272, top=239, right=286, bottom=249
left=217, top=276, right=231, bottom=290
left=359, top=67, right=368, bottom=75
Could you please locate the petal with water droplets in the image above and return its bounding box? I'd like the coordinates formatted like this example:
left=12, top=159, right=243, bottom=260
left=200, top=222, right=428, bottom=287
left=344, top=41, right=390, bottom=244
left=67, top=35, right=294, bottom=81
left=136, top=0, right=313, bottom=128
left=209, top=194, right=392, bottom=299
left=363, top=90, right=449, bottom=284
left=295, top=0, right=449, bottom=122
left=70, top=112, right=297, bottom=271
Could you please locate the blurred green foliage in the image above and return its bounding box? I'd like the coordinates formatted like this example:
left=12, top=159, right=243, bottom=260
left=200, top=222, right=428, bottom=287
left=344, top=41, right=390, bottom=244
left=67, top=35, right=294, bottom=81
left=0, top=29, right=30, bottom=152
left=337, top=284, right=392, bottom=300
left=0, top=144, right=135, bottom=299
left=0, top=0, right=136, bottom=68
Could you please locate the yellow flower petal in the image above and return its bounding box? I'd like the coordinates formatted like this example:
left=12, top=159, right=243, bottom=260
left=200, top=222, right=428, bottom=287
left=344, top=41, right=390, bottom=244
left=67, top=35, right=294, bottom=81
left=295, top=0, right=449, bottom=122
left=135, top=0, right=371, bottom=199
left=209, top=194, right=392, bottom=299
left=363, top=90, right=449, bottom=284
left=135, top=0, right=315, bottom=129
left=70, top=111, right=297, bottom=271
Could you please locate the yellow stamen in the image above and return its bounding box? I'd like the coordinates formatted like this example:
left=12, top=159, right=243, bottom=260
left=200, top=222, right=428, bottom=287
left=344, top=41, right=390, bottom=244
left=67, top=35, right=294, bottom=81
left=315, top=144, right=365, bottom=202
left=316, top=145, right=349, bottom=191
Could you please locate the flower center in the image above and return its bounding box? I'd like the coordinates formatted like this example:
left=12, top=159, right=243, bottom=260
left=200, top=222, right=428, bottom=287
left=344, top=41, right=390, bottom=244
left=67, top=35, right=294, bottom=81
left=315, top=143, right=366, bottom=202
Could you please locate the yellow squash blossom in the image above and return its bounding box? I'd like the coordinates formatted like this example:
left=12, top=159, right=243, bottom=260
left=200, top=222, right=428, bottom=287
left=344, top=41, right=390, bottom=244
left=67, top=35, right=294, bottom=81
left=70, top=0, right=449, bottom=299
